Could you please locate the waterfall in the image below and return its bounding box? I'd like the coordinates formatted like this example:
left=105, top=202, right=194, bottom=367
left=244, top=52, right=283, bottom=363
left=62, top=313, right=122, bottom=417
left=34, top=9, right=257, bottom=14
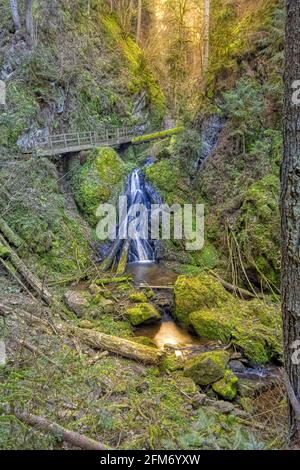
left=122, top=168, right=155, bottom=263
left=196, top=115, right=223, bottom=169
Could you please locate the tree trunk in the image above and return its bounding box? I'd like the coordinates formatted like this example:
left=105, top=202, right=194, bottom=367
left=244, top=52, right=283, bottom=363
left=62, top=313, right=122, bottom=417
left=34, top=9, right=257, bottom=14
left=281, top=0, right=300, bottom=445
left=136, top=0, right=142, bottom=44
left=203, top=0, right=210, bottom=72
left=24, top=0, right=34, bottom=44
left=9, top=0, right=21, bottom=31
left=66, top=324, right=164, bottom=364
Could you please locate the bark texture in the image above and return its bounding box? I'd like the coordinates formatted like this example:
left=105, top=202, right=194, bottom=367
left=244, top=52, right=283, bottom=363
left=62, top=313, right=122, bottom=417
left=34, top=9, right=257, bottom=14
left=9, top=0, right=20, bottom=31
left=281, top=0, right=300, bottom=444
left=66, top=324, right=164, bottom=364
left=24, top=0, right=34, bottom=43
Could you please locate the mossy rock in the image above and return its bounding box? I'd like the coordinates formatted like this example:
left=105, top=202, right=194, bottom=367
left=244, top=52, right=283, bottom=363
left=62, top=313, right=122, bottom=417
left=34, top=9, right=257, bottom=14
left=161, top=353, right=185, bottom=372
left=72, top=147, right=125, bottom=225
left=212, top=370, right=238, bottom=401
left=129, top=292, right=148, bottom=303
left=183, top=350, right=229, bottom=386
left=189, top=299, right=282, bottom=364
left=174, top=274, right=231, bottom=325
left=125, top=303, right=161, bottom=326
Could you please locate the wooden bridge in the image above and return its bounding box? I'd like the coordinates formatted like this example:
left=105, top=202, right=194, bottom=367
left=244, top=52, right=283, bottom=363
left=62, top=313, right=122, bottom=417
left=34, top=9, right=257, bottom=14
left=32, top=125, right=182, bottom=157
left=33, top=126, right=139, bottom=157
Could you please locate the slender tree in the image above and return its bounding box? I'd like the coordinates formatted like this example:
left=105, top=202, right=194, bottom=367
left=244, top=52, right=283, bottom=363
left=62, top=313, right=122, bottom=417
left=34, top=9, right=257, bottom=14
left=24, top=0, right=34, bottom=44
left=281, top=0, right=300, bottom=446
left=9, top=0, right=21, bottom=31
left=136, top=0, right=142, bottom=43
left=203, top=0, right=210, bottom=72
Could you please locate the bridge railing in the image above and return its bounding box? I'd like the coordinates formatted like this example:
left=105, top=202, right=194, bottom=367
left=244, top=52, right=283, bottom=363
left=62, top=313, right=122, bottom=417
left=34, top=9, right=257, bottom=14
left=33, top=125, right=140, bottom=153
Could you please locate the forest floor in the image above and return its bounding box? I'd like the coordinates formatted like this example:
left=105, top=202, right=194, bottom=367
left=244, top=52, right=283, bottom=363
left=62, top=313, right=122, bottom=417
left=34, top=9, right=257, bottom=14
left=0, top=265, right=287, bottom=450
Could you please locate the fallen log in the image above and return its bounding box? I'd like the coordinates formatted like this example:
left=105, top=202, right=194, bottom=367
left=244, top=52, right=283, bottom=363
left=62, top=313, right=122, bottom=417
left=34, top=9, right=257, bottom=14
left=0, top=234, right=52, bottom=305
left=0, top=217, right=23, bottom=248
left=209, top=271, right=263, bottom=300
left=99, top=239, right=122, bottom=272
left=14, top=411, right=110, bottom=450
left=65, top=324, right=164, bottom=365
left=95, top=276, right=132, bottom=285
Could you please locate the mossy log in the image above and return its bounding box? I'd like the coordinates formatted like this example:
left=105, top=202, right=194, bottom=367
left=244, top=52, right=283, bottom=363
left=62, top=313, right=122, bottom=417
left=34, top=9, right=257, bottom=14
left=0, top=234, right=52, bottom=305
left=116, top=239, right=130, bottom=275
left=99, top=239, right=122, bottom=272
left=0, top=217, right=24, bottom=248
left=66, top=324, right=164, bottom=364
left=95, top=276, right=132, bottom=285
left=131, top=127, right=184, bottom=144
left=14, top=411, right=110, bottom=450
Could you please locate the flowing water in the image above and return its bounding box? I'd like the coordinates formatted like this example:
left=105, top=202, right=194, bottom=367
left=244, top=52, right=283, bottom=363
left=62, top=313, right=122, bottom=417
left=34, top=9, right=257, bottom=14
left=123, top=168, right=155, bottom=263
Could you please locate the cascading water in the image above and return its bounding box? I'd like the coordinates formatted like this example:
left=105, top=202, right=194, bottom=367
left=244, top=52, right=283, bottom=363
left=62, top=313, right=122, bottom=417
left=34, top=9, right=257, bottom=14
left=122, top=168, right=155, bottom=263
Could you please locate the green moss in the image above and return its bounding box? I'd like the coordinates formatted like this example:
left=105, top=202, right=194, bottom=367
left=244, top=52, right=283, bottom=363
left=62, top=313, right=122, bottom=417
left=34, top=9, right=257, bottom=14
left=0, top=82, right=38, bottom=146
left=184, top=350, right=229, bottom=386
left=0, top=159, right=91, bottom=278
left=125, top=303, right=161, bottom=326
left=161, top=354, right=185, bottom=372
left=144, top=158, right=186, bottom=205
left=190, top=309, right=232, bottom=344
left=72, top=147, right=125, bottom=225
left=101, top=15, right=165, bottom=125
left=129, top=292, right=148, bottom=303
left=0, top=245, right=11, bottom=259
left=212, top=370, right=238, bottom=401
left=132, top=127, right=184, bottom=144
left=189, top=299, right=282, bottom=364
left=174, top=274, right=231, bottom=325
left=133, top=336, right=157, bottom=348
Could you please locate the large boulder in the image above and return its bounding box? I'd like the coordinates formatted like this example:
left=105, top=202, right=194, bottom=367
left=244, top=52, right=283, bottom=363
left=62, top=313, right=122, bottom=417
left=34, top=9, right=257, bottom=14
left=189, top=299, right=282, bottom=364
left=212, top=370, right=238, bottom=401
left=174, top=274, right=231, bottom=325
left=183, top=350, right=229, bottom=386
left=125, top=303, right=161, bottom=326
left=64, top=291, right=89, bottom=317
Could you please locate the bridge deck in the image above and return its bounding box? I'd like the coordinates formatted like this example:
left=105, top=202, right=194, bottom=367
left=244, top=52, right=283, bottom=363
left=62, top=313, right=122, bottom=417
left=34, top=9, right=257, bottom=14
left=32, top=126, right=182, bottom=157
left=34, top=127, right=137, bottom=156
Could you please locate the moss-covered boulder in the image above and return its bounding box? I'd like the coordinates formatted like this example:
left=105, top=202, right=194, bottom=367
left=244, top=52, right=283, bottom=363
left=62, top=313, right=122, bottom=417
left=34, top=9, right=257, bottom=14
left=174, top=274, right=231, bottom=325
left=129, top=292, right=148, bottom=303
left=125, top=303, right=161, bottom=326
left=161, top=353, right=185, bottom=372
left=183, top=350, right=229, bottom=385
left=72, top=147, right=125, bottom=225
left=190, top=299, right=282, bottom=364
left=212, top=370, right=238, bottom=401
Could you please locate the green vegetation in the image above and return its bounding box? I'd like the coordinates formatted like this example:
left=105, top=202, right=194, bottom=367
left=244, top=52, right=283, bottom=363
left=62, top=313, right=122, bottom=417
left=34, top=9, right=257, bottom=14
left=132, top=127, right=184, bottom=144
left=125, top=303, right=161, bottom=326
left=212, top=370, right=238, bottom=400
left=183, top=350, right=229, bottom=386
left=71, top=147, right=125, bottom=225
